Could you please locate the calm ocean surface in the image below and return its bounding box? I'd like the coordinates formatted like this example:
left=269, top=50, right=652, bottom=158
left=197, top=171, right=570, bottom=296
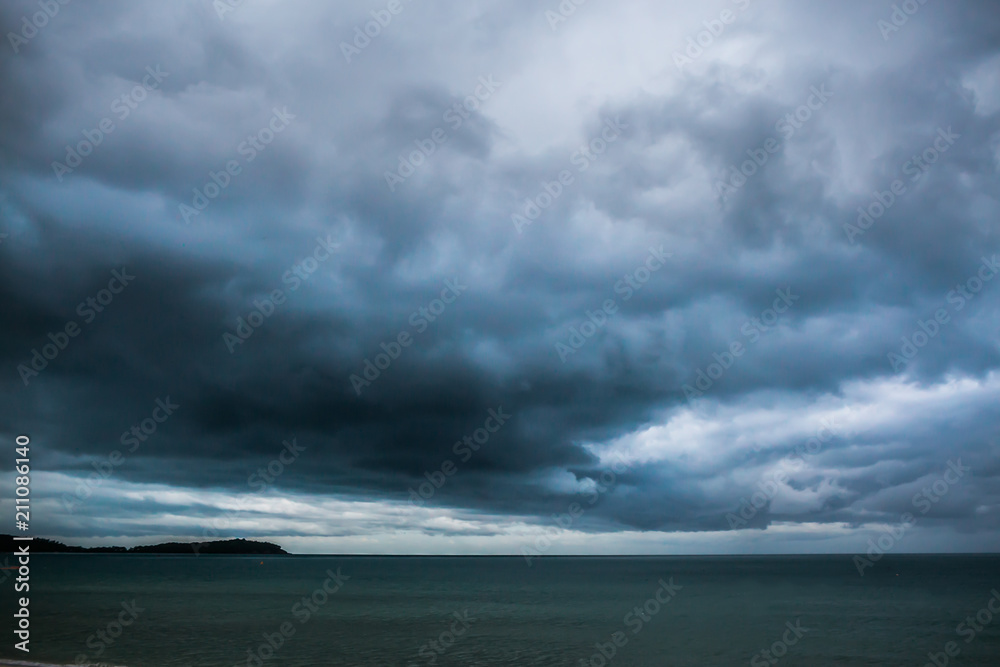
left=2, top=554, right=998, bottom=666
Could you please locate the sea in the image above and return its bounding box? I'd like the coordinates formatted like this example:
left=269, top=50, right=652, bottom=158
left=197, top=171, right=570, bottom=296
left=1, top=554, right=998, bottom=666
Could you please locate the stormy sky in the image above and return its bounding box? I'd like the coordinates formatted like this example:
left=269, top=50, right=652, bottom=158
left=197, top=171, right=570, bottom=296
left=1, top=0, right=999, bottom=555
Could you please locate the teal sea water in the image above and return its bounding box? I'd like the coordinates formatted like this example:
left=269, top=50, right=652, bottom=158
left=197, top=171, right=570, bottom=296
left=2, top=554, right=998, bottom=666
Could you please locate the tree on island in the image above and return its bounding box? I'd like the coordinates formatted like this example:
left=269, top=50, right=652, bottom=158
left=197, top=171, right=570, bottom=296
left=0, top=535, right=288, bottom=554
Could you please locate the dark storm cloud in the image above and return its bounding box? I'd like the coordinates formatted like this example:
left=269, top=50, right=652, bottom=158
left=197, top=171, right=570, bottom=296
left=1, top=0, right=999, bottom=552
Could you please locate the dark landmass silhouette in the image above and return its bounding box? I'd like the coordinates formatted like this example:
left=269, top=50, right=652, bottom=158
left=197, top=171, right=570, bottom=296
left=0, top=535, right=288, bottom=554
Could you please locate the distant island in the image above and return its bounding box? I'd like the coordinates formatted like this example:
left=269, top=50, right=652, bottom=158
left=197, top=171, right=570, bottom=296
left=0, top=535, right=288, bottom=555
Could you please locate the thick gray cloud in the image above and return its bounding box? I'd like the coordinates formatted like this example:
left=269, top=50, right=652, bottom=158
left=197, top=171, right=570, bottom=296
left=1, top=0, right=999, bottom=554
